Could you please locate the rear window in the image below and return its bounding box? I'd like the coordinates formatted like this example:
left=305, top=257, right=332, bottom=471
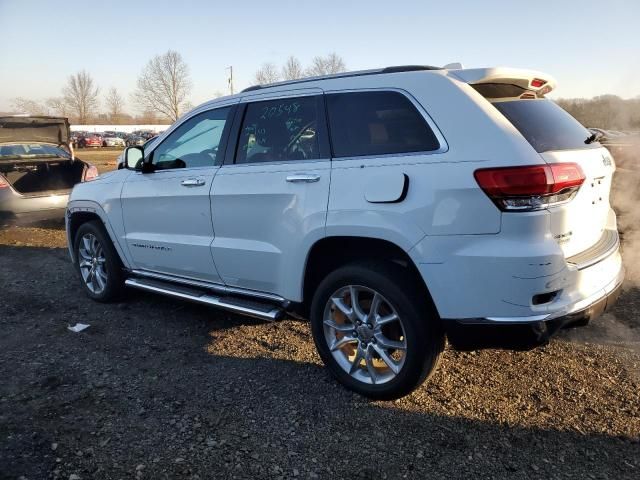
left=492, top=99, right=597, bottom=153
left=326, top=91, right=440, bottom=158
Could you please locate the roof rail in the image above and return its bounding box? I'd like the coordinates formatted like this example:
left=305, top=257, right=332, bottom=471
left=241, top=65, right=441, bottom=93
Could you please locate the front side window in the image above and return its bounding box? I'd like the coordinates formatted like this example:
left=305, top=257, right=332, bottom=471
left=326, top=91, right=440, bottom=158
left=236, top=96, right=320, bottom=164
left=153, top=107, right=231, bottom=170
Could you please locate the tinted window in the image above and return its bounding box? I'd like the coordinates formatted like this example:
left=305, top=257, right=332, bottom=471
left=153, top=107, right=231, bottom=170
left=326, top=91, right=440, bottom=158
left=492, top=99, right=596, bottom=153
left=236, top=96, right=320, bottom=164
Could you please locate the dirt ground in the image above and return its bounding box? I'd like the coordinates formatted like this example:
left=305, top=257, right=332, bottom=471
left=1, top=151, right=639, bottom=479
left=74, top=148, right=122, bottom=174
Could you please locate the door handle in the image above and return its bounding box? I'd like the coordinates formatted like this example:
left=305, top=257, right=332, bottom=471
left=181, top=178, right=206, bottom=187
left=286, top=174, right=321, bottom=183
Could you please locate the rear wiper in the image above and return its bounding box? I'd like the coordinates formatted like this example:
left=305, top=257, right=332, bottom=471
left=585, top=132, right=602, bottom=144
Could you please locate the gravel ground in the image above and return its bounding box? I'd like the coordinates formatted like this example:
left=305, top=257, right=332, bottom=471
left=1, top=154, right=639, bottom=478
left=0, top=224, right=639, bottom=480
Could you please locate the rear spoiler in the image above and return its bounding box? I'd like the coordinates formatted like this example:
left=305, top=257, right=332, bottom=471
left=449, top=67, right=556, bottom=96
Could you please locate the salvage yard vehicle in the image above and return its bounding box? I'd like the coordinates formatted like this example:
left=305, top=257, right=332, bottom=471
left=84, top=133, right=103, bottom=148
left=0, top=116, right=98, bottom=223
left=65, top=65, right=623, bottom=399
left=102, top=134, right=126, bottom=147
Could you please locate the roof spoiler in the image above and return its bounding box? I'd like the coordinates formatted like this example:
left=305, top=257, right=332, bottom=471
left=448, top=67, right=556, bottom=95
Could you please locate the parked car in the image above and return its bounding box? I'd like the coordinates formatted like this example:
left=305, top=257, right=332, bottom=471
left=125, top=134, right=146, bottom=147
left=0, top=116, right=98, bottom=223
left=103, top=135, right=126, bottom=147
left=84, top=133, right=103, bottom=148
left=66, top=65, right=623, bottom=399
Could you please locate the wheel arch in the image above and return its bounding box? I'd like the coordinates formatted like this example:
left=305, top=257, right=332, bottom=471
left=301, top=236, right=437, bottom=316
left=66, top=201, right=130, bottom=268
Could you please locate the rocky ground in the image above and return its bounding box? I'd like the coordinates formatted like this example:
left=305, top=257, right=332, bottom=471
left=1, top=151, right=639, bottom=479
left=0, top=223, right=638, bottom=480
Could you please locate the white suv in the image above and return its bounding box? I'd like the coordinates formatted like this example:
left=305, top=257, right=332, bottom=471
left=66, top=65, right=623, bottom=399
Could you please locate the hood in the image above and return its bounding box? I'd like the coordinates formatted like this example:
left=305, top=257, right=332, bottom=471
left=0, top=116, right=70, bottom=145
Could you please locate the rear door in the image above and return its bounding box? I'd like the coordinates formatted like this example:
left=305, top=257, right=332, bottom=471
left=121, top=104, right=235, bottom=283
left=210, top=92, right=330, bottom=299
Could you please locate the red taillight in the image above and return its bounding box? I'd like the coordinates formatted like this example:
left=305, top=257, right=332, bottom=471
left=530, top=78, right=547, bottom=88
left=474, top=163, right=585, bottom=211
left=83, top=165, right=99, bottom=182
left=0, top=175, right=9, bottom=189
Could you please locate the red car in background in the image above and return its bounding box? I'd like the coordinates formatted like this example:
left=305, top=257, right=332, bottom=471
left=84, top=133, right=103, bottom=148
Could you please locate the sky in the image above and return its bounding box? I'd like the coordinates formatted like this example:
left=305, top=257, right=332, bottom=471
left=1, top=0, right=639, bottom=113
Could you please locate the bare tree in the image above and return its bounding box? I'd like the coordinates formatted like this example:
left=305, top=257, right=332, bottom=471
left=46, top=97, right=70, bottom=117
left=281, top=56, right=303, bottom=80
left=105, top=87, right=125, bottom=123
left=254, top=62, right=280, bottom=85
left=306, top=53, right=346, bottom=77
left=10, top=97, right=47, bottom=115
left=63, top=71, right=100, bottom=124
left=135, top=50, right=192, bottom=122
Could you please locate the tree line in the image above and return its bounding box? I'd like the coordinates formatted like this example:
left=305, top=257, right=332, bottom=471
left=9, top=51, right=347, bottom=125
left=11, top=51, right=638, bottom=130
left=10, top=50, right=193, bottom=125
left=556, top=95, right=640, bottom=131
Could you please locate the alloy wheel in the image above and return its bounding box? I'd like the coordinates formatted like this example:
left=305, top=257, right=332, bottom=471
left=78, top=233, right=108, bottom=294
left=323, top=285, right=407, bottom=385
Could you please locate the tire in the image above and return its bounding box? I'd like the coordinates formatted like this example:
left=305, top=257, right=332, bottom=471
left=310, top=261, right=445, bottom=400
left=73, top=220, right=125, bottom=302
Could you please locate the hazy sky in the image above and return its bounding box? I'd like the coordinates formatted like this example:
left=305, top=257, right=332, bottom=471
left=1, top=0, right=639, bottom=112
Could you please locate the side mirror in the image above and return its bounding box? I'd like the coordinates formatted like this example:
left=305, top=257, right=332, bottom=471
left=124, top=146, right=145, bottom=170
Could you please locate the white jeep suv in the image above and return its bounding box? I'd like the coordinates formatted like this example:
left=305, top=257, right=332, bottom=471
left=66, top=65, right=623, bottom=399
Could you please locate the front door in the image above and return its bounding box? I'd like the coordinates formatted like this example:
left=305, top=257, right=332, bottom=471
left=210, top=93, right=331, bottom=300
left=121, top=105, right=235, bottom=283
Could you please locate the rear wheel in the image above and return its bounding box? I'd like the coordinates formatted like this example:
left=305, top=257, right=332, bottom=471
left=310, top=262, right=445, bottom=400
left=74, top=220, right=124, bottom=302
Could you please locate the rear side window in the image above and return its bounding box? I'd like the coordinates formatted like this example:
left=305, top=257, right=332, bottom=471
left=492, top=99, right=596, bottom=153
left=326, top=91, right=440, bottom=158
left=236, top=96, right=320, bottom=164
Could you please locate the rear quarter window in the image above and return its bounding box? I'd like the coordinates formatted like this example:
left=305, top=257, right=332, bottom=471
left=326, top=91, right=440, bottom=158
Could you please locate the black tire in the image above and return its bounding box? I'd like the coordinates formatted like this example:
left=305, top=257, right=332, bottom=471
left=310, top=261, right=445, bottom=400
left=73, top=220, right=125, bottom=302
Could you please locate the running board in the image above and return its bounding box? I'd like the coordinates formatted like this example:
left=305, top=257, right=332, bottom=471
left=124, top=277, right=284, bottom=322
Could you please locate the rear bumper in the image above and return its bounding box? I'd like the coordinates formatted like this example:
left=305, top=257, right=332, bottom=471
left=456, top=260, right=624, bottom=325
left=444, top=276, right=623, bottom=351
left=1, top=190, right=69, bottom=224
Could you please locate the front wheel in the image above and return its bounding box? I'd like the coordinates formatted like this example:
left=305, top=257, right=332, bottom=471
left=73, top=220, right=125, bottom=302
left=310, top=262, right=445, bottom=400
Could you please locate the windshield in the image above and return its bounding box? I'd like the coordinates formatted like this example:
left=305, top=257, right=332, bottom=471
left=492, top=99, right=598, bottom=153
left=0, top=143, right=70, bottom=159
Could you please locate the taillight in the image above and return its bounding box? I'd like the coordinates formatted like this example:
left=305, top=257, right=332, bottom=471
left=83, top=165, right=99, bottom=182
left=0, top=175, right=9, bottom=189
left=474, top=163, right=585, bottom=211
left=531, top=78, right=547, bottom=88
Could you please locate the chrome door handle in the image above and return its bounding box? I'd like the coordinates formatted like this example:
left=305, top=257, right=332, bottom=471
left=286, top=174, right=320, bottom=183
left=181, top=178, right=206, bottom=187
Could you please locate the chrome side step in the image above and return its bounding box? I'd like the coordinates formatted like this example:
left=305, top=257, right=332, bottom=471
left=124, top=277, right=284, bottom=322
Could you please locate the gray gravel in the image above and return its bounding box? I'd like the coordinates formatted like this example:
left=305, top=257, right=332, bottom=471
left=0, top=225, right=639, bottom=480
